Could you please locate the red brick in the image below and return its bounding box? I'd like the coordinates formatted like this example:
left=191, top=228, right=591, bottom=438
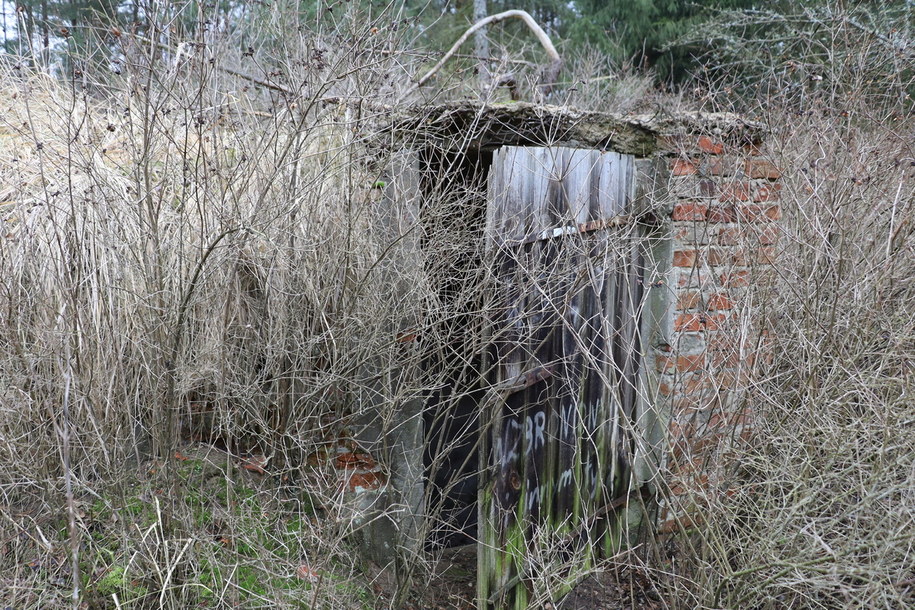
left=745, top=159, right=782, bottom=179
left=709, top=348, right=740, bottom=368
left=341, top=469, right=387, bottom=493
left=707, top=332, right=739, bottom=353
left=744, top=143, right=764, bottom=156
left=677, top=270, right=710, bottom=288
left=677, top=290, right=701, bottom=310
left=757, top=246, right=777, bottom=264
left=657, top=354, right=706, bottom=373
left=707, top=247, right=726, bottom=266
left=707, top=337, right=738, bottom=355
left=706, top=205, right=735, bottom=223
left=720, top=270, right=750, bottom=288
left=668, top=420, right=694, bottom=442
left=697, top=136, right=724, bottom=154
left=719, top=225, right=780, bottom=246
left=673, top=225, right=710, bottom=243
left=671, top=158, right=698, bottom=176
left=673, top=249, right=698, bottom=267
left=705, top=158, right=732, bottom=176
left=668, top=452, right=710, bottom=477
left=335, top=452, right=376, bottom=469
left=707, top=293, right=734, bottom=310
left=683, top=373, right=714, bottom=394
left=240, top=455, right=267, bottom=474
left=738, top=204, right=782, bottom=221
left=717, top=227, right=741, bottom=245
left=674, top=312, right=726, bottom=332
left=719, top=182, right=751, bottom=202
left=708, top=247, right=748, bottom=266
left=672, top=394, right=718, bottom=413
left=672, top=202, right=708, bottom=221
left=689, top=434, right=724, bottom=455
left=699, top=180, right=717, bottom=198
left=707, top=408, right=753, bottom=432
left=753, top=183, right=782, bottom=202
left=758, top=226, right=780, bottom=244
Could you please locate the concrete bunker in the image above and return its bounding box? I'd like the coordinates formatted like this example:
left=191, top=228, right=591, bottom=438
left=353, top=101, right=778, bottom=607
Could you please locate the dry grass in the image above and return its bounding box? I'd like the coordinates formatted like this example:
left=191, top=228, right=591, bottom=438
left=0, top=8, right=439, bottom=607
left=2, top=3, right=913, bottom=610
left=657, top=8, right=915, bottom=607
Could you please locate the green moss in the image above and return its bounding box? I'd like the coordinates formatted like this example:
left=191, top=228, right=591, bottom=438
left=177, top=459, right=206, bottom=481
left=96, top=564, right=127, bottom=595
left=91, top=498, right=111, bottom=519
left=235, top=564, right=267, bottom=596
left=62, top=460, right=363, bottom=608
left=184, top=489, right=215, bottom=527
left=284, top=517, right=308, bottom=535
left=235, top=539, right=256, bottom=557
left=297, top=492, right=317, bottom=517
left=334, top=580, right=373, bottom=608
left=124, top=496, right=145, bottom=516
left=197, top=558, right=221, bottom=602
left=89, top=563, right=149, bottom=601
left=237, top=487, right=257, bottom=502
left=197, top=555, right=317, bottom=606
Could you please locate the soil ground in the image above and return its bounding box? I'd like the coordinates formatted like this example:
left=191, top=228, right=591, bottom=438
left=408, top=544, right=663, bottom=610
left=1, top=439, right=666, bottom=609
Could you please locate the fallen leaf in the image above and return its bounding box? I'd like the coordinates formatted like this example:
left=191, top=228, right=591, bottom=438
left=334, top=452, right=376, bottom=469
left=296, top=564, right=320, bottom=582
left=240, top=455, right=267, bottom=474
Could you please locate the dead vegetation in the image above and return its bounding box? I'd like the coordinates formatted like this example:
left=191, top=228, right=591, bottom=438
left=0, top=2, right=913, bottom=610
left=654, top=8, right=915, bottom=607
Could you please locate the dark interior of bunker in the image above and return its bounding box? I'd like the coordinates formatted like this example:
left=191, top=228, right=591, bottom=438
left=420, top=144, right=493, bottom=548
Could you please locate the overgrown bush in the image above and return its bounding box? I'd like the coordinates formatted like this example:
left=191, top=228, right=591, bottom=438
left=0, top=3, right=454, bottom=607
left=660, top=6, right=915, bottom=607
left=3, top=1, right=913, bottom=609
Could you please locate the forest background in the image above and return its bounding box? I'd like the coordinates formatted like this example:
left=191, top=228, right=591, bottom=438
left=1, top=1, right=913, bottom=609
left=6, top=0, right=912, bottom=82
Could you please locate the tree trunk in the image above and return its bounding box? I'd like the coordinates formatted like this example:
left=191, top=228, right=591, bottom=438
left=473, top=0, right=489, bottom=87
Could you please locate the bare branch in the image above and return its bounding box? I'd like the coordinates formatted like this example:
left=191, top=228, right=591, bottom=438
left=415, top=10, right=562, bottom=95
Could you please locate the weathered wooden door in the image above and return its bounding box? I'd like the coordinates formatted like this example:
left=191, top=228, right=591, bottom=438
left=479, top=146, right=648, bottom=608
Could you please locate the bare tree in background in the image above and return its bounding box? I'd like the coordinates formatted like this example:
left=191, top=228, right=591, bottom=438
left=474, top=0, right=490, bottom=88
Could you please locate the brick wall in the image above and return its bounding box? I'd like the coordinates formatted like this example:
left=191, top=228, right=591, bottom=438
left=654, top=132, right=782, bottom=526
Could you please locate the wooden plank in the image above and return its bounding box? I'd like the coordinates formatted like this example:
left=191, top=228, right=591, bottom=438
left=562, top=149, right=597, bottom=225
left=554, top=255, right=585, bottom=521
left=479, top=248, right=525, bottom=609
left=597, top=151, right=627, bottom=218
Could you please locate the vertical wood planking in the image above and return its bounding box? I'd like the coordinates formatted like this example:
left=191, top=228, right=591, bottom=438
left=481, top=146, right=646, bottom=609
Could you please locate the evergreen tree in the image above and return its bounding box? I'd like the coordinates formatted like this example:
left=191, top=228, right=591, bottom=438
left=566, top=0, right=759, bottom=81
